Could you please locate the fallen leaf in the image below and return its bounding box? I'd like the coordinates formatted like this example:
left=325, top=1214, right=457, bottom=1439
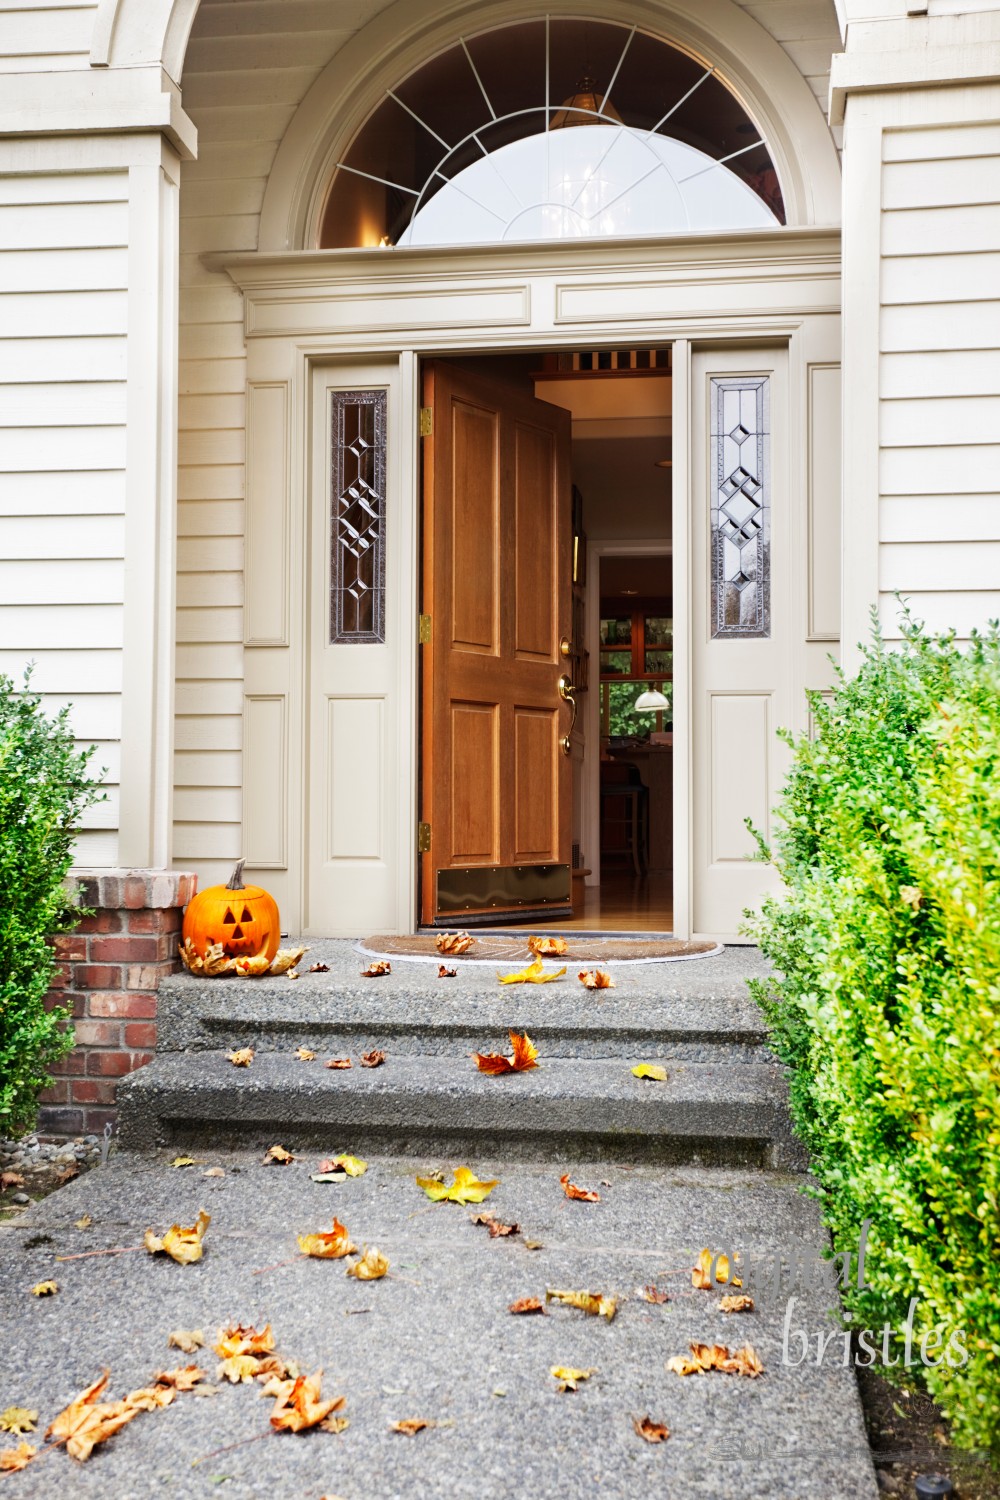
left=360, top=1050, right=385, bottom=1068
left=218, top=1354, right=263, bottom=1385
left=345, top=1247, right=388, bottom=1280
left=666, top=1353, right=701, bottom=1376
left=360, top=961, right=391, bottom=978
left=190, top=1384, right=219, bottom=1399
left=0, top=1409, right=37, bottom=1437
left=633, top=1414, right=670, bottom=1444
left=55, top=1166, right=78, bottom=1184
left=298, top=1218, right=356, bottom=1260
left=171, top=1155, right=197, bottom=1168
left=438, top=965, right=457, bottom=978
left=470, top=1211, right=519, bottom=1238
left=632, top=1063, right=667, bottom=1082
left=313, top=1153, right=367, bottom=1179
left=31, top=1280, right=58, bottom=1296
left=214, top=1324, right=275, bottom=1359
left=0, top=1443, right=36, bottom=1473
left=550, top=1366, right=595, bottom=1393
left=546, top=1288, right=617, bottom=1321
left=308, top=963, right=330, bottom=973
left=508, top=1297, right=546, bottom=1315
left=436, top=932, right=475, bottom=955
left=294, top=1048, right=316, bottom=1062
left=472, top=1030, right=539, bottom=1075
left=390, top=1418, right=428, bottom=1435
left=416, top=1166, right=498, bottom=1205
left=529, top=936, right=568, bottom=957
left=168, top=1329, right=204, bottom=1354
left=263, top=1145, right=295, bottom=1165
left=560, top=1173, right=600, bottom=1203
left=579, top=969, right=615, bottom=989
left=719, top=1295, right=754, bottom=1314
left=154, top=1366, right=207, bottom=1393
left=269, top=946, right=308, bottom=976
left=498, top=959, right=566, bottom=985
left=667, top=1342, right=763, bottom=1378
left=227, top=1047, right=254, bottom=1067
left=123, top=1384, right=176, bottom=1413
left=179, top=938, right=234, bottom=977
left=233, top=954, right=272, bottom=977
left=324, top=1057, right=352, bottom=1070
left=203, top=1167, right=225, bottom=1179
left=46, top=1372, right=139, bottom=1462
left=692, top=1248, right=742, bottom=1290
left=286, top=970, right=300, bottom=981
left=1, top=1171, right=25, bottom=1190
left=524, top=1240, right=545, bottom=1251
left=321, top=1415, right=349, bottom=1434
left=638, top=1285, right=670, bottom=1304
left=270, top=1371, right=345, bottom=1434
left=143, top=1209, right=210, bottom=1265
left=75, top=1213, right=93, bottom=1230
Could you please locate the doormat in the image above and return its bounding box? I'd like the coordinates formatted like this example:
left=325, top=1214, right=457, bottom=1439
left=358, top=935, right=723, bottom=966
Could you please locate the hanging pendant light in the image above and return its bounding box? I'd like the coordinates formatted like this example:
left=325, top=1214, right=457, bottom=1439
left=633, top=688, right=671, bottom=712
left=550, top=75, right=624, bottom=129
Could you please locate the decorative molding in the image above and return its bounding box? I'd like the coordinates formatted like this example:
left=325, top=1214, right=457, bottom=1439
left=243, top=694, right=287, bottom=869
left=807, top=362, right=842, bottom=641
left=244, top=381, right=290, bottom=647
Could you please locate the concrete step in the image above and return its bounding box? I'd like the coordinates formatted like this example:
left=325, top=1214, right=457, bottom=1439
left=117, top=1051, right=804, bottom=1170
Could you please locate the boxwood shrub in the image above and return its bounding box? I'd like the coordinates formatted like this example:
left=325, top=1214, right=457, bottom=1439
left=746, top=615, right=1000, bottom=1453
left=0, top=671, right=103, bottom=1137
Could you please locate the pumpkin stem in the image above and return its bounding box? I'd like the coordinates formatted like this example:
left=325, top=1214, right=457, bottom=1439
left=226, top=859, right=246, bottom=891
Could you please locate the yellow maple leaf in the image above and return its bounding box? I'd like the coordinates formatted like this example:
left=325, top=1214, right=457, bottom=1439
left=123, top=1384, right=176, bottom=1413
left=167, top=1329, right=204, bottom=1354
left=269, top=1370, right=344, bottom=1433
left=0, top=1408, right=36, bottom=1437
left=75, top=1213, right=93, bottom=1229
left=498, top=959, right=566, bottom=985
left=31, top=1280, right=58, bottom=1296
left=314, top=1153, right=367, bottom=1178
left=632, top=1063, right=668, bottom=1081
left=390, top=1417, right=429, bottom=1435
left=213, top=1323, right=274, bottom=1360
left=579, top=969, right=615, bottom=989
left=545, top=1288, right=617, bottom=1321
left=692, top=1247, right=742, bottom=1290
left=46, top=1373, right=139, bottom=1463
left=297, top=1218, right=356, bottom=1260
left=550, top=1365, right=596, bottom=1393
left=218, top=1354, right=263, bottom=1385
left=415, top=1165, right=498, bottom=1204
left=144, top=1209, right=210, bottom=1265
left=345, top=1246, right=389, bottom=1280
left=170, top=1155, right=197, bottom=1168
left=0, top=1442, right=36, bottom=1473
left=263, top=1145, right=295, bottom=1165
left=294, top=1047, right=316, bottom=1062
left=529, top=936, right=568, bottom=957
left=153, top=1366, right=206, bottom=1392
left=720, top=1295, right=755, bottom=1314
left=227, top=1047, right=254, bottom=1066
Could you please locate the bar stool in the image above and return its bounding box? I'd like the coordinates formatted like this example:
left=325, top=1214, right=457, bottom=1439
left=600, top=764, right=649, bottom=876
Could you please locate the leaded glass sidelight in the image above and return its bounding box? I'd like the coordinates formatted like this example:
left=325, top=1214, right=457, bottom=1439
left=710, top=376, right=770, bottom=638
left=330, top=390, right=386, bottom=643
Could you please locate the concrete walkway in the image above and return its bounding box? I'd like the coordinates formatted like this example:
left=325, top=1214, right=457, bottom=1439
left=0, top=1147, right=878, bottom=1499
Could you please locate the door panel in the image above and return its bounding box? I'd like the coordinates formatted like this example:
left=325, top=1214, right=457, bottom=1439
left=421, top=361, right=572, bottom=924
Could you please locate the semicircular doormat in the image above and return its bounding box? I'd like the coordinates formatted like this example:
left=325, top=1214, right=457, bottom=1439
left=358, top=935, right=723, bottom=966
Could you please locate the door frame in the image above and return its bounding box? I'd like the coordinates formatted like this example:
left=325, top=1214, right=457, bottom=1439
left=220, top=229, right=841, bottom=937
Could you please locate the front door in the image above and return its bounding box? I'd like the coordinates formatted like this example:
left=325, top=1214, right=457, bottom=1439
left=420, top=362, right=573, bottom=925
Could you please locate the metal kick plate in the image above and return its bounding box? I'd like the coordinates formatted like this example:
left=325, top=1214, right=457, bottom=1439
left=436, top=863, right=572, bottom=914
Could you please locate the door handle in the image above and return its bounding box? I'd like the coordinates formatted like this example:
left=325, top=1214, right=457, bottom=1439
left=558, top=673, right=577, bottom=755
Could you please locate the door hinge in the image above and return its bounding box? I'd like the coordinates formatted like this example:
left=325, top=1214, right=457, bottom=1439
left=417, top=822, right=432, bottom=853
left=419, top=406, right=433, bottom=436
left=419, top=613, right=432, bottom=644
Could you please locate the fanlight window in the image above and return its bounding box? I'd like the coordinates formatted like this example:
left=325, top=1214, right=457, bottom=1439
left=320, top=18, right=784, bottom=250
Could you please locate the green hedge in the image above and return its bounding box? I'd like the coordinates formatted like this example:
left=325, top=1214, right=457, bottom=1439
left=746, top=615, right=1000, bottom=1452
left=0, top=671, right=103, bottom=1138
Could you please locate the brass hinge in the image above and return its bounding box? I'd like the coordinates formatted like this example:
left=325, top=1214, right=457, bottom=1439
left=419, top=613, right=432, bottom=644
left=417, top=822, right=432, bottom=853
left=419, top=406, right=433, bottom=436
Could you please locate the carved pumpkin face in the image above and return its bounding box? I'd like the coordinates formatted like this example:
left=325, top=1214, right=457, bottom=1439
left=181, top=860, right=280, bottom=964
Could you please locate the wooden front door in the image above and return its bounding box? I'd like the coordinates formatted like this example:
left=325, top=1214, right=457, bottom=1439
left=420, top=362, right=573, bottom=925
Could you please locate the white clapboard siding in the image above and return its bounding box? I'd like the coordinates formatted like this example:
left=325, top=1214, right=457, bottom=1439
left=879, top=123, right=1000, bottom=638
left=0, top=169, right=128, bottom=862
left=174, top=749, right=243, bottom=786
left=0, top=4, right=96, bottom=70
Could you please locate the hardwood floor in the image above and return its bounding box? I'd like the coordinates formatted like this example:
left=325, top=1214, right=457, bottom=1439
left=492, top=871, right=674, bottom=933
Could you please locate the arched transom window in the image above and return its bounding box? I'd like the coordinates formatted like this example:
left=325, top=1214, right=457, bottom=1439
left=320, top=18, right=784, bottom=249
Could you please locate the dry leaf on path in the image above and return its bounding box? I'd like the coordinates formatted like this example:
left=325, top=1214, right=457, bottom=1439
left=294, top=1048, right=316, bottom=1062
left=498, top=958, right=566, bottom=985
left=227, top=1047, right=254, bottom=1067
left=1, top=1171, right=25, bottom=1190
left=719, top=1295, right=754, bottom=1313
left=633, top=1415, right=670, bottom=1443
left=233, top=954, right=271, bottom=977
left=203, top=1167, right=225, bottom=1178
left=632, top=1063, right=667, bottom=1082
left=345, top=1247, right=388, bottom=1280
left=313, top=1153, right=367, bottom=1179
left=269, top=946, right=308, bottom=976
left=217, top=1354, right=263, bottom=1385
left=473, top=1030, right=539, bottom=1075
left=550, top=1366, right=595, bottom=1393
left=46, top=1373, right=139, bottom=1463
left=168, top=1329, right=204, bottom=1354
left=546, top=1288, right=617, bottom=1321
left=31, top=1280, right=58, bottom=1296
left=0, top=1443, right=36, bottom=1473
left=560, top=1173, right=600, bottom=1203
left=308, top=962, right=330, bottom=973
left=436, top=932, right=474, bottom=955
left=270, top=1371, right=345, bottom=1434
left=360, top=1050, right=385, bottom=1068
left=0, top=1409, right=36, bottom=1436
left=529, top=936, right=568, bottom=957
left=508, top=1297, right=546, bottom=1315
left=263, top=1145, right=295, bottom=1165
left=324, top=1057, right=352, bottom=1070
left=438, top=965, right=457, bottom=978
left=298, top=1218, right=356, bottom=1260
left=579, top=969, right=615, bottom=989
left=154, top=1367, right=206, bottom=1392
left=470, top=1211, right=519, bottom=1237
left=360, top=961, right=391, bottom=978
left=144, top=1209, right=210, bottom=1265
left=638, top=1285, right=670, bottom=1305
left=390, top=1418, right=429, bottom=1435
left=692, top=1248, right=742, bottom=1290
left=179, top=938, right=234, bottom=977
left=416, top=1166, right=498, bottom=1205
left=123, top=1384, right=176, bottom=1413
left=170, top=1156, right=197, bottom=1168
left=667, top=1342, right=763, bottom=1378
left=214, top=1324, right=275, bottom=1359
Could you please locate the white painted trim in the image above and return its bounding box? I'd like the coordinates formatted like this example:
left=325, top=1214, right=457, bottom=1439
left=395, top=351, right=420, bottom=938
left=671, top=337, right=693, bottom=941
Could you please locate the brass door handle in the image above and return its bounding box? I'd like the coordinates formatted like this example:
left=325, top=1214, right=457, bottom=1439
left=558, top=673, right=577, bottom=755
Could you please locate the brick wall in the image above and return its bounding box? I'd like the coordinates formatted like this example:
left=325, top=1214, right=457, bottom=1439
left=39, top=869, right=197, bottom=1137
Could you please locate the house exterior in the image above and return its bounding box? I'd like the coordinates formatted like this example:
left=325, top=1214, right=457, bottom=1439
left=3, top=0, right=1000, bottom=1130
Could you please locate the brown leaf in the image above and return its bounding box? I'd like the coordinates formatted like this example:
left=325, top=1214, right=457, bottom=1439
left=508, top=1297, right=546, bottom=1315
left=46, top=1373, right=140, bottom=1462
left=153, top=1366, right=207, bottom=1392
left=438, top=965, right=457, bottom=978
left=227, top=1047, right=254, bottom=1067
left=294, top=1047, right=316, bottom=1062
left=270, top=1371, right=345, bottom=1434
left=262, top=1145, right=295, bottom=1165
left=390, top=1418, right=428, bottom=1435
left=473, top=1030, right=539, bottom=1075
left=55, top=1165, right=78, bottom=1184
left=123, top=1384, right=176, bottom=1413
left=0, top=1442, right=36, bottom=1473
left=529, top=936, right=568, bottom=957
left=233, top=954, right=272, bottom=977
left=144, top=1209, right=210, bottom=1266
left=215, top=1324, right=275, bottom=1359
left=470, top=1211, right=519, bottom=1238
left=719, top=1295, right=754, bottom=1314
left=308, top=962, right=330, bottom=973
left=545, top=1287, right=617, bottom=1320
left=435, top=932, right=475, bottom=955
left=167, top=1329, right=204, bottom=1354
left=1, top=1171, right=25, bottom=1191
left=297, top=1217, right=356, bottom=1260
left=639, top=1285, right=670, bottom=1305
left=268, top=946, right=308, bottom=976
left=360, top=961, right=391, bottom=978
left=560, top=1173, right=600, bottom=1203
left=31, top=1280, right=59, bottom=1296
left=633, top=1414, right=670, bottom=1444
left=313, top=1154, right=367, bottom=1178
left=360, top=1050, right=386, bottom=1068
left=578, top=968, right=615, bottom=989
left=345, top=1247, right=388, bottom=1280
left=667, top=1342, right=764, bottom=1378
left=324, top=1057, right=352, bottom=1070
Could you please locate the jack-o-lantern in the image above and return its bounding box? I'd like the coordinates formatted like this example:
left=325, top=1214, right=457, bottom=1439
left=181, top=859, right=280, bottom=964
